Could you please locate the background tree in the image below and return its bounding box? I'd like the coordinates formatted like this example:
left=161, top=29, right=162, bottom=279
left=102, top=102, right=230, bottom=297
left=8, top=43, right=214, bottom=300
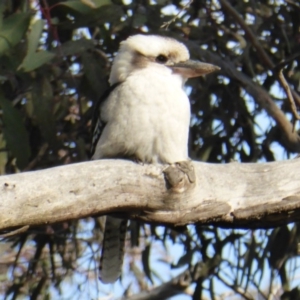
left=0, top=0, right=300, bottom=299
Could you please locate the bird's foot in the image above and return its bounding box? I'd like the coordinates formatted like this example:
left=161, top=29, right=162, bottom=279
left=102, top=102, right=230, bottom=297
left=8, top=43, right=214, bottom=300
left=130, top=156, right=144, bottom=165
left=163, top=160, right=196, bottom=193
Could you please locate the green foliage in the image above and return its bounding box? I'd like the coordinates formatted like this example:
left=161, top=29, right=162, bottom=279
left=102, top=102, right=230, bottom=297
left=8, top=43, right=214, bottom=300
left=0, top=12, right=31, bottom=56
left=0, top=91, right=30, bottom=169
left=0, top=0, right=300, bottom=299
left=19, top=19, right=55, bottom=72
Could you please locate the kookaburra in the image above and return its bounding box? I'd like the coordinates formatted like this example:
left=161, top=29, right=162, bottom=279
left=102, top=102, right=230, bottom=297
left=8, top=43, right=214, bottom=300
left=91, top=34, right=219, bottom=283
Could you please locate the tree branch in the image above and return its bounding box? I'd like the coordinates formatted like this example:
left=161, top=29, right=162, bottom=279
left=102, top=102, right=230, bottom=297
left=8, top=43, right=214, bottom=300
left=118, top=257, right=219, bottom=300
left=1, top=159, right=300, bottom=232
left=219, top=0, right=300, bottom=108
left=186, top=41, right=300, bottom=152
left=118, top=268, right=191, bottom=300
left=219, top=0, right=274, bottom=69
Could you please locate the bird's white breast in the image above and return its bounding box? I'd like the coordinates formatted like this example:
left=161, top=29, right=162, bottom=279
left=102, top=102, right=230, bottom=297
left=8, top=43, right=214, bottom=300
left=94, top=66, right=190, bottom=164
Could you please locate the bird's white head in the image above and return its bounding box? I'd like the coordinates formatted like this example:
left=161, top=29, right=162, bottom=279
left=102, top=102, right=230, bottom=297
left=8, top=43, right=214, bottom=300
left=109, top=34, right=219, bottom=85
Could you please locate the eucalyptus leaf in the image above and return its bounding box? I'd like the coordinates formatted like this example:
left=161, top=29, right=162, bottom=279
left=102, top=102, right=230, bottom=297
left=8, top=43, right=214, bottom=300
left=0, top=3, right=5, bottom=30
left=0, top=90, right=30, bottom=169
left=27, top=19, right=44, bottom=54
left=0, top=134, right=7, bottom=175
left=19, top=50, right=55, bottom=72
left=31, top=77, right=58, bottom=149
left=0, top=12, right=31, bottom=56
left=58, top=38, right=95, bottom=57
left=142, top=244, right=153, bottom=284
left=60, top=0, right=111, bottom=14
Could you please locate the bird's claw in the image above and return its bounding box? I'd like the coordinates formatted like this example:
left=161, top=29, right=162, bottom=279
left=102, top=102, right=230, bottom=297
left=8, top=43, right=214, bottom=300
left=174, top=161, right=196, bottom=183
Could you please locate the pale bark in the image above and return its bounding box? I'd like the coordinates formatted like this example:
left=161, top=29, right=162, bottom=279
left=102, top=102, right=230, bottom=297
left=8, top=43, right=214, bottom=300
left=1, top=158, right=300, bottom=232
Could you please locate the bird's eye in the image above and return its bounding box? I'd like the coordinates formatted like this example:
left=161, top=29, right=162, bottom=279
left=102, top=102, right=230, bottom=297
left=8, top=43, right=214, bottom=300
left=156, top=54, right=168, bottom=64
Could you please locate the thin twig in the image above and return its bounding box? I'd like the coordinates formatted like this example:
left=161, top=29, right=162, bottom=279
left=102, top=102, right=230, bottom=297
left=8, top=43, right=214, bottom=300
left=219, top=0, right=274, bottom=68
left=216, top=274, right=254, bottom=300
left=285, top=0, right=300, bottom=10
left=273, top=52, right=300, bottom=73
left=187, top=42, right=300, bottom=150
left=278, top=69, right=300, bottom=131
left=24, top=143, right=48, bottom=172
left=161, top=0, right=193, bottom=29
left=219, top=0, right=300, bottom=123
left=0, top=225, right=30, bottom=238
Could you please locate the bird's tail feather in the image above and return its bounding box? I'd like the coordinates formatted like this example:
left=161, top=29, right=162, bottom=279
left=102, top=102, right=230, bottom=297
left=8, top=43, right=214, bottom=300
left=99, top=216, right=127, bottom=283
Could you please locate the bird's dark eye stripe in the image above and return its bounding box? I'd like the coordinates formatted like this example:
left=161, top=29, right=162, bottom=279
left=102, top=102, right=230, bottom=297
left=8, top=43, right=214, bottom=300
left=156, top=54, right=168, bottom=63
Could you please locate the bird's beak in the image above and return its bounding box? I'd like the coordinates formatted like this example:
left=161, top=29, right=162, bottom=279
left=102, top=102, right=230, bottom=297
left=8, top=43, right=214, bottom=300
left=170, top=60, right=220, bottom=78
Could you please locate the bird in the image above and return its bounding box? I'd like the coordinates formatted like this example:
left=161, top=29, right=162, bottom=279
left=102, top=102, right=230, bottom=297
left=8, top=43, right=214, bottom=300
left=90, top=34, right=219, bottom=283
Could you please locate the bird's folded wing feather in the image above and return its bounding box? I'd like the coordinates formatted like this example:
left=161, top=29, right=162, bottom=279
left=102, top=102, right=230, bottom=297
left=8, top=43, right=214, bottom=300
left=90, top=82, right=121, bottom=157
